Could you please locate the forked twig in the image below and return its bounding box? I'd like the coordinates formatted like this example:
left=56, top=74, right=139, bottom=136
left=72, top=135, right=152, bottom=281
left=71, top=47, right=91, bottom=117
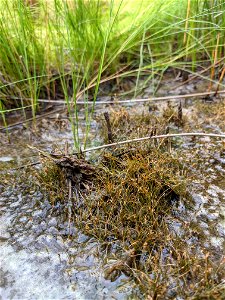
left=173, top=56, right=225, bottom=89
left=0, top=108, right=64, bottom=131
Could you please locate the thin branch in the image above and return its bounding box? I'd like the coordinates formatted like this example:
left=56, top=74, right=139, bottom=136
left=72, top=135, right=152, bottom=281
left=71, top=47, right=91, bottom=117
left=2, top=161, right=41, bottom=172
left=6, top=132, right=225, bottom=172
left=79, top=132, right=225, bottom=153
left=2, top=89, right=225, bottom=106
left=173, top=56, right=225, bottom=89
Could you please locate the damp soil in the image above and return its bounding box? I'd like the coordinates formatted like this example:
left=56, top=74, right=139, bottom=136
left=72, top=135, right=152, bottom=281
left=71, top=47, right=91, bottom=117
left=0, top=116, right=138, bottom=299
left=0, top=76, right=225, bottom=299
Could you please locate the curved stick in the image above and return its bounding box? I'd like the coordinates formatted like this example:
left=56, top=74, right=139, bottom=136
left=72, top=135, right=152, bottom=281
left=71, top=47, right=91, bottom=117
left=80, top=132, right=225, bottom=153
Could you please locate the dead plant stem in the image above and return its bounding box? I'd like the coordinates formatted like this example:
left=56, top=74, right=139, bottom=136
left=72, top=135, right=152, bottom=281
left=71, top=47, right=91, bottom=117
left=79, top=132, right=225, bottom=153
left=3, top=89, right=224, bottom=107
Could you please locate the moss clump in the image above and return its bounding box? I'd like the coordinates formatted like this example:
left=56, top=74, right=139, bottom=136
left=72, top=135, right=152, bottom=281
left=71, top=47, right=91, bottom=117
left=72, top=147, right=225, bottom=298
left=80, top=148, right=185, bottom=246
left=100, top=107, right=168, bottom=143
left=35, top=104, right=225, bottom=298
left=35, top=158, right=68, bottom=206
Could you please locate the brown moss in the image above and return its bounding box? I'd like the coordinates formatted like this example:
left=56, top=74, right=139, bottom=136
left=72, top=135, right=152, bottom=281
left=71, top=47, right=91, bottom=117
left=100, top=107, right=168, bottom=144
left=35, top=158, right=68, bottom=205
left=36, top=104, right=225, bottom=298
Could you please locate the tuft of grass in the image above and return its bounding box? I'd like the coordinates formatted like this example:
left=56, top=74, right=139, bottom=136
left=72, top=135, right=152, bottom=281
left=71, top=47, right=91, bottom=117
left=69, top=145, right=224, bottom=298
left=1, top=0, right=225, bottom=150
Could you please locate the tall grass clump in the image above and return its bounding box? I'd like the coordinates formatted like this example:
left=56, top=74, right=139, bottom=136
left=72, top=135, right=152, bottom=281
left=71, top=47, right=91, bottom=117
left=0, top=0, right=47, bottom=117
left=1, top=0, right=225, bottom=150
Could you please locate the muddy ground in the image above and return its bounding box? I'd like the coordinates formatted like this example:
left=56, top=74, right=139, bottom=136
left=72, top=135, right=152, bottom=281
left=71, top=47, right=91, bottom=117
left=0, top=75, right=225, bottom=299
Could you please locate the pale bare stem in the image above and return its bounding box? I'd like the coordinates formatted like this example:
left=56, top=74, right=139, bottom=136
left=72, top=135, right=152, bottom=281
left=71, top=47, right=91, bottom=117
left=215, top=64, right=225, bottom=95
left=79, top=133, right=225, bottom=154
left=174, top=57, right=225, bottom=89
left=3, top=89, right=224, bottom=108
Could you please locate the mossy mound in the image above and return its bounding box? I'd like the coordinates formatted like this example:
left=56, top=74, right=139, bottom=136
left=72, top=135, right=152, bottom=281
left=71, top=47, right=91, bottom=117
left=79, top=148, right=185, bottom=250
left=36, top=105, right=225, bottom=298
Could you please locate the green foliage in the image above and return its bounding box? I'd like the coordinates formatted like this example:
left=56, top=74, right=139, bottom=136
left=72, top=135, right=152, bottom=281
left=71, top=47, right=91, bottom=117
left=1, top=0, right=225, bottom=150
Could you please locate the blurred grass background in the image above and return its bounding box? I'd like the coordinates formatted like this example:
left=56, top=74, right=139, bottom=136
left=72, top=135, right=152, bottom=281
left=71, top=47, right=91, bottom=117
left=0, top=0, right=224, bottom=149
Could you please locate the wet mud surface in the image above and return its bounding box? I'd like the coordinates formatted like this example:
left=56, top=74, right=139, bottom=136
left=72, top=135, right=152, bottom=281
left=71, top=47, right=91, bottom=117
left=0, top=180, right=135, bottom=299
left=0, top=116, right=137, bottom=299
left=0, top=77, right=225, bottom=299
